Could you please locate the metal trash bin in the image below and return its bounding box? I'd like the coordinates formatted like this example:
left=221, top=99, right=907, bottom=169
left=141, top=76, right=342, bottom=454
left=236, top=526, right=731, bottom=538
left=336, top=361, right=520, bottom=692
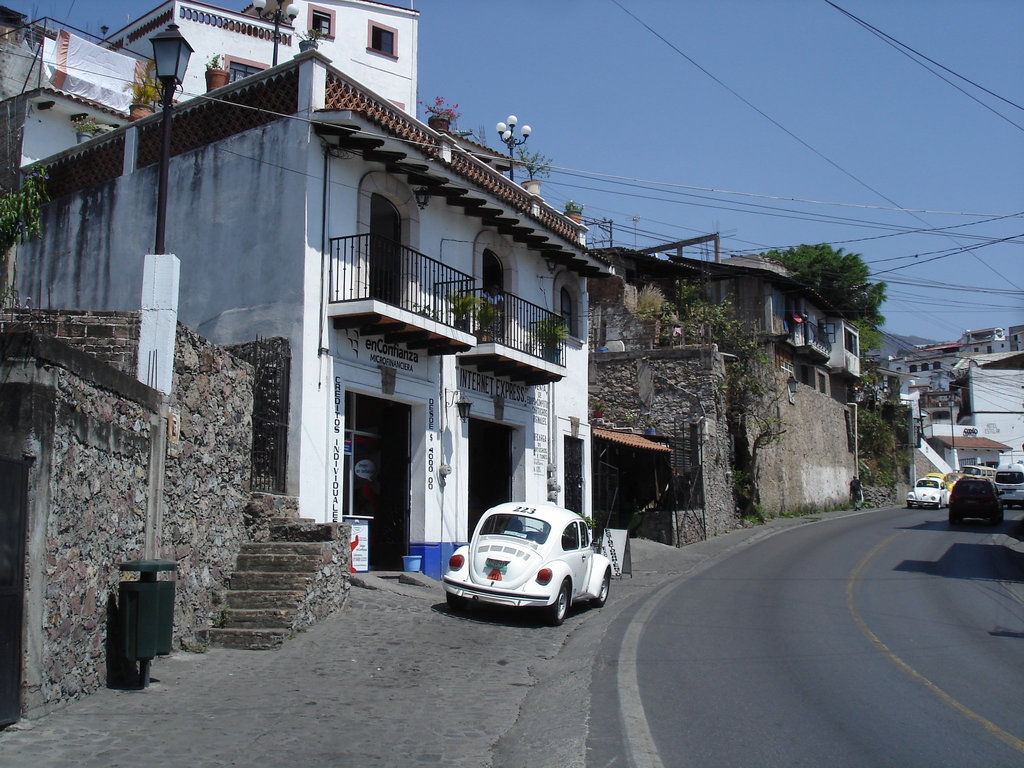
left=119, top=559, right=176, bottom=687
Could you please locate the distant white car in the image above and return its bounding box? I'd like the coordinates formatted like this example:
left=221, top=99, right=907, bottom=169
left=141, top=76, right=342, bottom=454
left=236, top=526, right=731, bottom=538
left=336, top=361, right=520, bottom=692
left=443, top=502, right=612, bottom=626
left=906, top=477, right=948, bottom=508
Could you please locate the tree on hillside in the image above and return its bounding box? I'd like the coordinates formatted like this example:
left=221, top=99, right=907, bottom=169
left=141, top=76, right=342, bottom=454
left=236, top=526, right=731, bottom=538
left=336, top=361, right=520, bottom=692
left=764, top=244, right=886, bottom=352
left=0, top=164, right=48, bottom=305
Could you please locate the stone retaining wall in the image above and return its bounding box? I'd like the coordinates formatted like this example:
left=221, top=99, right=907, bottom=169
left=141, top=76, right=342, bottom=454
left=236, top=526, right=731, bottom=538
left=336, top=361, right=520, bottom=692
left=0, top=316, right=259, bottom=716
left=590, top=346, right=735, bottom=543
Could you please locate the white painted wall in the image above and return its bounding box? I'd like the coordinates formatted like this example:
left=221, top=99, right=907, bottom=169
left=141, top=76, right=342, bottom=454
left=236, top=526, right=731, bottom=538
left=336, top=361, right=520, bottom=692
left=113, top=0, right=417, bottom=112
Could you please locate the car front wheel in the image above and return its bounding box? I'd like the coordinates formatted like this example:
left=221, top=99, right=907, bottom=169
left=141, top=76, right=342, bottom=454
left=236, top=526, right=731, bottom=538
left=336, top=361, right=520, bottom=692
left=591, top=568, right=611, bottom=608
left=546, top=580, right=571, bottom=626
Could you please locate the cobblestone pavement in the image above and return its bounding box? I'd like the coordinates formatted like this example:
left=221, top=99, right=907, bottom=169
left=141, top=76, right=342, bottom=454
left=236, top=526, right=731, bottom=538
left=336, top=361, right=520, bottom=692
left=0, top=510, right=937, bottom=768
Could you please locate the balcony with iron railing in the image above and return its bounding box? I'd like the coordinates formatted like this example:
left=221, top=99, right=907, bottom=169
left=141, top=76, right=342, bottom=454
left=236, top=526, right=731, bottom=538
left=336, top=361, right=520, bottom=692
left=327, top=234, right=566, bottom=381
left=788, top=319, right=832, bottom=360
left=458, top=287, right=567, bottom=383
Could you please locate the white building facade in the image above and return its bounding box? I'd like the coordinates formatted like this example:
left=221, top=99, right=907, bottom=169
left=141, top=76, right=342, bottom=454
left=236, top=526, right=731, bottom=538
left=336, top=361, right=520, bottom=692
left=18, top=53, right=607, bottom=579
left=108, top=0, right=418, bottom=112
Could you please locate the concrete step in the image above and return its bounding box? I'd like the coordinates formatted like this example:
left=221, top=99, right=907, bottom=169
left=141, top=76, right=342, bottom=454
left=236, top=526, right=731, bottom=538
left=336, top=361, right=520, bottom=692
left=208, top=627, right=290, bottom=651
left=226, top=589, right=304, bottom=610
left=241, top=541, right=326, bottom=556
left=235, top=553, right=321, bottom=573
left=231, top=571, right=311, bottom=591
left=269, top=520, right=343, bottom=542
left=223, top=608, right=293, bottom=629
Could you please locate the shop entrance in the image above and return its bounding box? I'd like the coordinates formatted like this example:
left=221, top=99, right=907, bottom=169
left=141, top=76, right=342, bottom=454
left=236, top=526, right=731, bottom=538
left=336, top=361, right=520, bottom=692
left=343, top=393, right=410, bottom=570
left=468, top=419, right=513, bottom=535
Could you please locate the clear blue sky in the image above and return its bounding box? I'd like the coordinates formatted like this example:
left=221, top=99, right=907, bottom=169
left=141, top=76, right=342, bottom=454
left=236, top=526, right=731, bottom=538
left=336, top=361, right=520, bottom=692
left=32, top=0, right=1024, bottom=345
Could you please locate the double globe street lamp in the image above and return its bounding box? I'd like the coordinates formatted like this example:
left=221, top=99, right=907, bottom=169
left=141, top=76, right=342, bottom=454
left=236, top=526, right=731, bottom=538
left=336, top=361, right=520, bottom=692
left=252, top=0, right=299, bottom=67
left=495, top=115, right=531, bottom=181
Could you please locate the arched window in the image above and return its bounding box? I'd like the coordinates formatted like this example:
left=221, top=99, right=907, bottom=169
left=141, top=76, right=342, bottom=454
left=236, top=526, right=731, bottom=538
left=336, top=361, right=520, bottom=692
left=560, top=287, right=575, bottom=337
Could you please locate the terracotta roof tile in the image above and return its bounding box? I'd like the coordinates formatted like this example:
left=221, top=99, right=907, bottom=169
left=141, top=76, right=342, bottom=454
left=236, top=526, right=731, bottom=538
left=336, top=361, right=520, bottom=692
left=593, top=428, right=672, bottom=453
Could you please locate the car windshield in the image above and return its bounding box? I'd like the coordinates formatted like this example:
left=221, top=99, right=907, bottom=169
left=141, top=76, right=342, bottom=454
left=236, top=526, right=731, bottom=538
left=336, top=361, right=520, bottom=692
left=479, top=514, right=551, bottom=545
left=996, top=471, right=1023, bottom=484
left=917, top=479, right=940, bottom=489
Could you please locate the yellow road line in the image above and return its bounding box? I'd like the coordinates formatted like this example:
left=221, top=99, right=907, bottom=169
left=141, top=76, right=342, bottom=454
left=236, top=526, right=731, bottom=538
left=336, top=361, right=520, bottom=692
left=846, top=532, right=1024, bottom=755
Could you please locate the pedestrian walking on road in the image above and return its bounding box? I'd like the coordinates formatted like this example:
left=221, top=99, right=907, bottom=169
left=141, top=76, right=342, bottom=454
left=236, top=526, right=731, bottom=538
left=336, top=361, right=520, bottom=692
left=850, top=476, right=863, bottom=510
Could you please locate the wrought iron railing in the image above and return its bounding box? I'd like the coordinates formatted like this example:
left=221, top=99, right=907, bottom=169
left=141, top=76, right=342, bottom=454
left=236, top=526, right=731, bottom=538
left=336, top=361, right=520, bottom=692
left=328, top=234, right=566, bottom=365
left=467, top=286, right=567, bottom=365
left=790, top=319, right=832, bottom=357
left=328, top=234, right=474, bottom=327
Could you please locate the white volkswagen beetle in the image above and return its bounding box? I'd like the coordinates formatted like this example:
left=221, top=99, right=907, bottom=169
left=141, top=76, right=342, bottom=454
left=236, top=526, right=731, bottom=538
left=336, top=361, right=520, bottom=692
left=906, top=476, right=949, bottom=508
left=443, top=502, right=612, bottom=625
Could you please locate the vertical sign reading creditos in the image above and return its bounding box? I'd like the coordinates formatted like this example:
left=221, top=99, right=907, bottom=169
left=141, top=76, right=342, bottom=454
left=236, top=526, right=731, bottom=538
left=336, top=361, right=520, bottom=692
left=331, top=375, right=343, bottom=523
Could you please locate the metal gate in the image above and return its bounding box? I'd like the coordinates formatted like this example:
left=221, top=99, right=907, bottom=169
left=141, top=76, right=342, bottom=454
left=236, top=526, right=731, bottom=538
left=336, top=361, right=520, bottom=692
left=0, top=457, right=28, bottom=727
left=563, top=436, right=584, bottom=515
left=231, top=338, right=290, bottom=493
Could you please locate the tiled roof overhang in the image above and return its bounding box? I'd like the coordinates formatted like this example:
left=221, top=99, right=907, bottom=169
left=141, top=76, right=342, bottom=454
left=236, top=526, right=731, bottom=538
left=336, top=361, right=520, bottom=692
left=932, top=436, right=1010, bottom=451
left=319, top=71, right=608, bottom=278
left=593, top=428, right=672, bottom=453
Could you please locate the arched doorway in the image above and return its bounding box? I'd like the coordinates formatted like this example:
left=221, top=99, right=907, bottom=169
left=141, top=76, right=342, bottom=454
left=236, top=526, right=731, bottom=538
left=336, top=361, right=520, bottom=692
left=369, top=194, right=401, bottom=303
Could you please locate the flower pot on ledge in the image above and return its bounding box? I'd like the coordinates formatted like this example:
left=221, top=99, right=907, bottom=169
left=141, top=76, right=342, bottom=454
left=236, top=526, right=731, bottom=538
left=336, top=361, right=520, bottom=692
left=205, top=67, right=229, bottom=91
left=427, top=116, right=450, bottom=131
left=522, top=179, right=542, bottom=196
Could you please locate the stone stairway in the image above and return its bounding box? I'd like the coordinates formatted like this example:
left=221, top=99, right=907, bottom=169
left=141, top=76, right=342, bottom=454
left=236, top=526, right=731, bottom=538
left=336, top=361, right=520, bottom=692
left=209, top=497, right=348, bottom=650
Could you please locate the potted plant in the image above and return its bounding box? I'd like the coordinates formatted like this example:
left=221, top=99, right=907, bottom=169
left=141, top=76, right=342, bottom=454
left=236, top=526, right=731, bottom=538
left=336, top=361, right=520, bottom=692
left=71, top=114, right=100, bottom=143
left=515, top=148, right=550, bottom=195
left=474, top=300, right=499, bottom=342
left=533, top=315, right=568, bottom=362
left=299, top=28, right=325, bottom=52
left=420, top=96, right=460, bottom=131
left=205, top=54, right=229, bottom=91
left=447, top=292, right=480, bottom=331
left=126, top=59, right=161, bottom=120
left=564, top=199, right=584, bottom=223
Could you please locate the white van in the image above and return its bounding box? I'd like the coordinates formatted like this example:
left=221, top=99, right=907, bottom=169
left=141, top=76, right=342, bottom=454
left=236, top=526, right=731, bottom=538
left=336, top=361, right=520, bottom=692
left=994, top=462, right=1024, bottom=509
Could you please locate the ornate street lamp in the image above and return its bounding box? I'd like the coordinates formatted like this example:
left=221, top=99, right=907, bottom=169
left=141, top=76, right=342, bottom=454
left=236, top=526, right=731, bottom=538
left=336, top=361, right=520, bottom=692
left=495, top=115, right=531, bottom=181
left=150, top=24, right=193, bottom=255
left=253, top=0, right=299, bottom=67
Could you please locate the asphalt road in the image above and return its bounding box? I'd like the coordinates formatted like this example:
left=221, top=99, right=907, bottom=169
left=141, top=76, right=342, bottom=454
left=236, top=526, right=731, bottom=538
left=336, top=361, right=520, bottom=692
left=590, top=506, right=1024, bottom=768
left=3, top=508, right=1021, bottom=767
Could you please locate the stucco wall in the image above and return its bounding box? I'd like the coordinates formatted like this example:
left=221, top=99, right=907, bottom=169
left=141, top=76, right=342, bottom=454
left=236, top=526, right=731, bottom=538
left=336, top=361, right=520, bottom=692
left=755, top=383, right=855, bottom=515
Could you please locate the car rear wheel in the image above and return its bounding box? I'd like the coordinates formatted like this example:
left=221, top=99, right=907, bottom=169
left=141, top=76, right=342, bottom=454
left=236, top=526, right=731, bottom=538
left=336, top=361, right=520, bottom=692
left=446, top=593, right=471, bottom=613
left=591, top=568, right=611, bottom=608
left=546, top=580, right=571, bottom=626
left=948, top=511, right=960, bottom=525
left=990, top=512, right=1003, bottom=525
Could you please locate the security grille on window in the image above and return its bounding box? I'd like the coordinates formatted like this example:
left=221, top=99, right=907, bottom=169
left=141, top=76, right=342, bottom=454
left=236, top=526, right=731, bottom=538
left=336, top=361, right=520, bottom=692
left=312, top=11, right=331, bottom=36
left=370, top=25, right=395, bottom=55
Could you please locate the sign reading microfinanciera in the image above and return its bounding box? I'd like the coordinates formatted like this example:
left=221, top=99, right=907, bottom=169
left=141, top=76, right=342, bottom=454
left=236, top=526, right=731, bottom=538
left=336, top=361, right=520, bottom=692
left=337, top=330, right=427, bottom=376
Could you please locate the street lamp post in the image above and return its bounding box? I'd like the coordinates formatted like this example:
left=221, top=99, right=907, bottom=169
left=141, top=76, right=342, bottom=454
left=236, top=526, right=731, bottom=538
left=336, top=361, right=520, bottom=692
left=252, top=0, right=299, bottom=67
left=495, top=115, right=531, bottom=181
left=150, top=24, right=193, bottom=255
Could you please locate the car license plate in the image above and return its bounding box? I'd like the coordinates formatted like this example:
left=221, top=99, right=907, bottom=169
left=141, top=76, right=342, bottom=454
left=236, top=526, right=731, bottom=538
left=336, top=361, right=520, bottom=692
left=485, top=558, right=508, bottom=580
